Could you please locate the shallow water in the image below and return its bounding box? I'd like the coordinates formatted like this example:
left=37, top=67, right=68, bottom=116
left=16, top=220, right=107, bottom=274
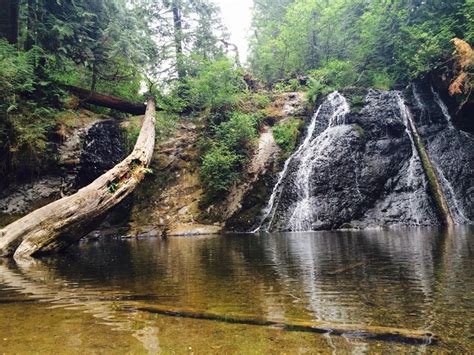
left=0, top=227, right=473, bottom=353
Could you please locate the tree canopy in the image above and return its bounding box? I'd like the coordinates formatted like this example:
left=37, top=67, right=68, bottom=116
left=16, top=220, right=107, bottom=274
left=249, top=0, right=474, bottom=87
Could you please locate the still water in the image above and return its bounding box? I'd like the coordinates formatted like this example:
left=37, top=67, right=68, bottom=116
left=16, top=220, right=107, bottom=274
left=0, top=227, right=472, bottom=353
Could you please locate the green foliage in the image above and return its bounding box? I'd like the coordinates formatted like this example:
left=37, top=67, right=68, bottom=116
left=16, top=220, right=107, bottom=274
left=249, top=0, right=473, bottom=88
left=199, top=111, right=261, bottom=200
left=0, top=41, right=58, bottom=180
left=309, top=60, right=358, bottom=91
left=200, top=145, right=240, bottom=197
left=0, top=40, right=35, bottom=110
left=371, top=72, right=394, bottom=91
left=250, top=93, right=271, bottom=109
left=215, top=112, right=260, bottom=156
left=186, top=58, right=246, bottom=112
left=273, top=119, right=302, bottom=157
left=134, top=0, right=228, bottom=86
left=107, top=179, right=119, bottom=193
left=306, top=77, right=326, bottom=104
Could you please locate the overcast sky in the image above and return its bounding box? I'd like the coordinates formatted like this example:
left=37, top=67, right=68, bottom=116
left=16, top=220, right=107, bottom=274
left=212, top=0, right=253, bottom=63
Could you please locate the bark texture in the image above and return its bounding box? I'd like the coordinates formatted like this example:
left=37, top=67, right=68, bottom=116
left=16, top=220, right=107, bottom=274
left=64, top=85, right=147, bottom=115
left=0, top=100, right=156, bottom=259
left=0, top=0, right=19, bottom=44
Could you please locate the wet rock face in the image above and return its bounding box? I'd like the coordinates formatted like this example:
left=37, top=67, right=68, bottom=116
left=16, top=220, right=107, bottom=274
left=0, top=176, right=62, bottom=216
left=0, top=118, right=126, bottom=220
left=76, top=120, right=125, bottom=187
left=236, top=90, right=443, bottom=232
left=406, top=81, right=474, bottom=223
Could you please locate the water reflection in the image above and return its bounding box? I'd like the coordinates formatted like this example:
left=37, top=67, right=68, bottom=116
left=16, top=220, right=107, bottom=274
left=0, top=258, right=161, bottom=354
left=0, top=227, right=472, bottom=352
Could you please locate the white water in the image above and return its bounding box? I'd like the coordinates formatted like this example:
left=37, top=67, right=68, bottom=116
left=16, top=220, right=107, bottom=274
left=252, top=92, right=349, bottom=232
left=431, top=87, right=454, bottom=128
left=396, top=93, right=425, bottom=225
left=433, top=162, right=471, bottom=224
left=288, top=93, right=350, bottom=231
left=250, top=105, right=322, bottom=233
left=420, top=87, right=472, bottom=224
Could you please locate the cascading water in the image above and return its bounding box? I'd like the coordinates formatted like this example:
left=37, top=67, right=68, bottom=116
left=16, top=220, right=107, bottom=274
left=396, top=94, right=426, bottom=225
left=252, top=92, right=349, bottom=232
left=250, top=105, right=322, bottom=233
left=234, top=85, right=472, bottom=234
left=410, top=84, right=473, bottom=224
left=431, top=87, right=454, bottom=128
left=428, top=87, right=473, bottom=224
left=287, top=94, right=350, bottom=231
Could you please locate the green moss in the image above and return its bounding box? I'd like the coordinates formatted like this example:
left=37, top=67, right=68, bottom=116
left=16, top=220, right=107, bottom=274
left=352, top=124, right=365, bottom=139
left=273, top=119, right=303, bottom=159
left=411, top=127, right=452, bottom=224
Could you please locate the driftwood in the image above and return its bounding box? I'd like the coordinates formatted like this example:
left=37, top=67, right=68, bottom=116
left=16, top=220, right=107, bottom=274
left=0, top=99, right=156, bottom=259
left=137, top=305, right=436, bottom=345
left=64, top=85, right=147, bottom=115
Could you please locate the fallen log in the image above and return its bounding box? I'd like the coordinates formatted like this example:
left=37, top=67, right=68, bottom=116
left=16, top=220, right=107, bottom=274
left=64, top=85, right=147, bottom=115
left=136, top=305, right=436, bottom=345
left=0, top=99, right=156, bottom=259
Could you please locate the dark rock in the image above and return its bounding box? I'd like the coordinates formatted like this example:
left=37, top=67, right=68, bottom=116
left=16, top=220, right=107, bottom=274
left=232, top=89, right=455, bottom=231
left=76, top=120, right=125, bottom=187
left=0, top=118, right=127, bottom=223
left=405, top=80, right=474, bottom=223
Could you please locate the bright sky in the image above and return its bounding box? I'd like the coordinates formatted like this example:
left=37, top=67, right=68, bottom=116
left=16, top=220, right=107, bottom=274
left=212, top=0, right=253, bottom=63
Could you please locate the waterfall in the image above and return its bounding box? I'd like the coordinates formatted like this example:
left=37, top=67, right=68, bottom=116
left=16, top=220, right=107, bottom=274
left=288, top=94, right=349, bottom=231
left=250, top=105, right=322, bottom=233
left=396, top=93, right=426, bottom=225
left=431, top=87, right=454, bottom=128
left=252, top=92, right=349, bottom=233
left=430, top=88, right=471, bottom=223
left=416, top=87, right=472, bottom=224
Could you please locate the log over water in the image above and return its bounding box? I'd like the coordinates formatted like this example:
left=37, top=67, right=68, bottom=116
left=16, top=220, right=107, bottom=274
left=0, top=100, right=156, bottom=259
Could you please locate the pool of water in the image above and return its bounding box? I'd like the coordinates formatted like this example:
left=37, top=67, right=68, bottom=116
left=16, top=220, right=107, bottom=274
left=0, top=227, right=473, bottom=353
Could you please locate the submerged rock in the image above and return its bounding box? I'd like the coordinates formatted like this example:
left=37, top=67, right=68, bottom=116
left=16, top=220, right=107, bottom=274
left=168, top=223, right=223, bottom=236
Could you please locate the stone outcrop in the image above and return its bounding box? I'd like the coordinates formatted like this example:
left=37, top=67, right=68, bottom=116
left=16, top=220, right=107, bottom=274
left=0, top=112, right=125, bottom=226
left=230, top=87, right=473, bottom=232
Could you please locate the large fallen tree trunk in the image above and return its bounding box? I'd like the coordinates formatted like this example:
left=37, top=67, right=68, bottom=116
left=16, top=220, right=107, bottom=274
left=0, top=99, right=156, bottom=259
left=64, top=85, right=147, bottom=115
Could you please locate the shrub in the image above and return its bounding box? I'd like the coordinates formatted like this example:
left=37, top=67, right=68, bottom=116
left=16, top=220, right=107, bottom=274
left=372, top=71, right=394, bottom=90
left=0, top=40, right=35, bottom=112
left=309, top=60, right=357, bottom=88
left=186, top=58, right=246, bottom=112
left=200, top=145, right=240, bottom=196
left=306, top=77, right=326, bottom=104
left=0, top=41, right=58, bottom=180
left=215, top=112, right=260, bottom=156
left=251, top=93, right=271, bottom=109
left=273, top=119, right=302, bottom=157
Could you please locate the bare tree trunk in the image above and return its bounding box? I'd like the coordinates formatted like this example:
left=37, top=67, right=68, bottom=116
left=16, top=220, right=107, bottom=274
left=0, top=100, right=156, bottom=259
left=24, top=0, right=35, bottom=50
left=171, top=0, right=185, bottom=79
left=0, top=0, right=19, bottom=44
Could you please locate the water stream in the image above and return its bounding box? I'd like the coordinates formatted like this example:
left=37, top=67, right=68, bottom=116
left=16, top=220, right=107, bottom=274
left=412, top=85, right=473, bottom=224
left=0, top=228, right=472, bottom=353
left=253, top=92, right=349, bottom=232
left=396, top=93, right=428, bottom=225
